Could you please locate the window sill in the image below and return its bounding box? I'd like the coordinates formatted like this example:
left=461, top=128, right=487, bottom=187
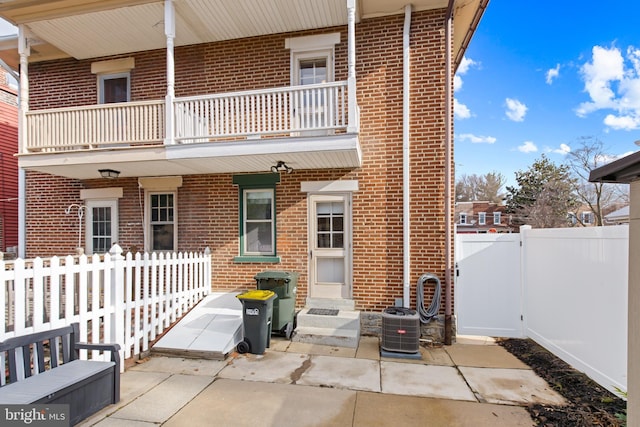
left=234, top=256, right=281, bottom=264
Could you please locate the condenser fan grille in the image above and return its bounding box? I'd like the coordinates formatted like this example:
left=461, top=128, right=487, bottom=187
left=381, top=307, right=420, bottom=353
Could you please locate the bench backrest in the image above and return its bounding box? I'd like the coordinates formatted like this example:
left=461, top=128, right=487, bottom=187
left=0, top=323, right=81, bottom=385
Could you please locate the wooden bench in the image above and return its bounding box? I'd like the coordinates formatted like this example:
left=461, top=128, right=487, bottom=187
left=0, top=323, right=120, bottom=425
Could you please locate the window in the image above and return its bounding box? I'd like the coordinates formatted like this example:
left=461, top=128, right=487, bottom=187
left=99, top=73, right=130, bottom=104
left=493, top=212, right=501, bottom=225
left=233, top=173, right=281, bottom=262
left=459, top=213, right=467, bottom=225
left=478, top=212, right=486, bottom=225
left=581, top=212, right=593, bottom=225
left=138, top=176, right=182, bottom=252
left=149, top=193, right=176, bottom=251
left=244, top=189, right=275, bottom=254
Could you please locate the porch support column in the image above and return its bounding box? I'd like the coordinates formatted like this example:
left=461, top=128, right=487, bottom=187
left=346, top=0, right=357, bottom=133
left=18, top=25, right=29, bottom=259
left=164, top=0, right=176, bottom=145
left=18, top=25, right=29, bottom=154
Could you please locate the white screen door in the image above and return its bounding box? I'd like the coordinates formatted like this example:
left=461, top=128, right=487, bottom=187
left=309, top=194, right=351, bottom=298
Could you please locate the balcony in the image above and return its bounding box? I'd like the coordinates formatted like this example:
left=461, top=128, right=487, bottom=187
left=19, top=82, right=361, bottom=179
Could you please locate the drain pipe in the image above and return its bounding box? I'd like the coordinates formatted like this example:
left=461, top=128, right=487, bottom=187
left=444, top=0, right=454, bottom=345
left=402, top=4, right=412, bottom=308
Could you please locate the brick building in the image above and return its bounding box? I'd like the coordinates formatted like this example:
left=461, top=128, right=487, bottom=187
left=455, top=201, right=515, bottom=234
left=0, top=71, right=18, bottom=256
left=0, top=0, right=488, bottom=342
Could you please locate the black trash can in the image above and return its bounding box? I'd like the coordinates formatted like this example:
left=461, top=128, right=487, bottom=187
left=236, top=290, right=276, bottom=355
left=254, top=271, right=299, bottom=339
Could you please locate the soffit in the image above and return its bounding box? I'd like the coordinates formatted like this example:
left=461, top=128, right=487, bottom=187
left=0, top=0, right=485, bottom=68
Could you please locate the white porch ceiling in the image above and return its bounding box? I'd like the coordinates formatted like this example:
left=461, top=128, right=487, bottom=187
left=0, top=0, right=484, bottom=67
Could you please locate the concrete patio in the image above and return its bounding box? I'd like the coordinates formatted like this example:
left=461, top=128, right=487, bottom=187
left=77, top=334, right=565, bottom=426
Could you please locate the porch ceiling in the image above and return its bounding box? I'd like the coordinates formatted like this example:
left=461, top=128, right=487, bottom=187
left=17, top=134, right=362, bottom=180
left=0, top=0, right=485, bottom=69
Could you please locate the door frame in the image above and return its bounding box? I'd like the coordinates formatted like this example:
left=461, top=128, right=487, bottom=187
left=307, top=192, right=352, bottom=299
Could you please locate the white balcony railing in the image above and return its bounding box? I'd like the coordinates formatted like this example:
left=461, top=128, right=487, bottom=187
left=174, top=81, right=348, bottom=143
left=25, top=100, right=165, bottom=152
left=23, top=82, right=352, bottom=153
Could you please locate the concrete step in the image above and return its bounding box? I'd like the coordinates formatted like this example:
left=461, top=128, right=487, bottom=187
left=293, top=307, right=360, bottom=348
left=305, top=298, right=355, bottom=311
left=296, top=308, right=360, bottom=330
left=292, top=326, right=360, bottom=348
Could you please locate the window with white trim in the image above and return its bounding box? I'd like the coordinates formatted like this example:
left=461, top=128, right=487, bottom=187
left=99, top=73, right=130, bottom=104
left=581, top=212, right=593, bottom=225
left=243, top=189, right=275, bottom=255
left=148, top=192, right=176, bottom=251
left=493, top=212, right=501, bottom=225
left=478, top=212, right=486, bottom=225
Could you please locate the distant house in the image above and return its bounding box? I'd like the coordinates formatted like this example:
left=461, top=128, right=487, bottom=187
left=604, top=205, right=629, bottom=225
left=0, top=71, right=18, bottom=257
left=455, top=201, right=514, bottom=233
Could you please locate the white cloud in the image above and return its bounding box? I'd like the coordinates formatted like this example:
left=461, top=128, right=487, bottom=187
left=603, top=114, right=640, bottom=130
left=454, top=98, right=472, bottom=119
left=546, top=64, right=560, bottom=84
left=518, top=141, right=538, bottom=153
left=576, top=44, right=640, bottom=129
left=505, top=98, right=527, bottom=122
left=457, top=56, right=477, bottom=75
left=546, top=143, right=571, bottom=155
left=458, top=133, right=497, bottom=144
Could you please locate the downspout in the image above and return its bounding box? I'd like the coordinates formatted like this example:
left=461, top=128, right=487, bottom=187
left=402, top=4, right=412, bottom=308
left=444, top=0, right=454, bottom=345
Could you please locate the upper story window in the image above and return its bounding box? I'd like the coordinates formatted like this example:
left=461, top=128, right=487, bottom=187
left=493, top=212, right=501, bottom=225
left=581, top=212, right=593, bottom=225
left=459, top=213, right=467, bottom=225
left=91, top=57, right=135, bottom=104
left=99, top=73, right=130, bottom=104
left=478, top=212, right=486, bottom=225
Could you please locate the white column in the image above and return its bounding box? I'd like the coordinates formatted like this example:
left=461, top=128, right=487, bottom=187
left=346, top=0, right=357, bottom=133
left=18, top=25, right=29, bottom=259
left=164, top=0, right=176, bottom=145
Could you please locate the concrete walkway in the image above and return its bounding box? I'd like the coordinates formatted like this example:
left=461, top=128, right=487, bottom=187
left=78, top=335, right=565, bottom=427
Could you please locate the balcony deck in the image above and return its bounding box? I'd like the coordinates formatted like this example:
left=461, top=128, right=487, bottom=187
left=20, top=82, right=361, bottom=179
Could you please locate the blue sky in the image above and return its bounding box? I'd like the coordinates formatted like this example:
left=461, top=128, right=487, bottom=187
left=455, top=1, right=640, bottom=188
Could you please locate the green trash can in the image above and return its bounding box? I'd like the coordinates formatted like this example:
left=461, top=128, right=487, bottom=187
left=254, top=271, right=299, bottom=339
left=236, top=290, right=277, bottom=355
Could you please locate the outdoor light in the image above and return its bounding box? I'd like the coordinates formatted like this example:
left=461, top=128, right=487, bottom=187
left=99, top=169, right=120, bottom=179
left=270, top=161, right=293, bottom=174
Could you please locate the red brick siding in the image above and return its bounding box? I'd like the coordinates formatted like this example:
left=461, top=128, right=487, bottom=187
left=25, top=10, right=451, bottom=312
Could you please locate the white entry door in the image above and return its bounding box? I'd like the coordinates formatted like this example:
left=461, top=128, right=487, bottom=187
left=309, top=194, right=351, bottom=298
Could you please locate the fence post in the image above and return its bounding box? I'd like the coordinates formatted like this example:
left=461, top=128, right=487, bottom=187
left=110, top=244, right=125, bottom=367
left=204, top=247, right=211, bottom=296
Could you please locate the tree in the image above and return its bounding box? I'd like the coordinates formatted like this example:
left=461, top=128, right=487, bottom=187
left=504, top=155, right=579, bottom=228
left=455, top=172, right=506, bottom=203
left=565, top=137, right=629, bottom=226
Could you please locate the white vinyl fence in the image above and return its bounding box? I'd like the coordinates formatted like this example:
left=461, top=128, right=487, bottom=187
left=456, top=225, right=628, bottom=394
left=1, top=244, right=211, bottom=369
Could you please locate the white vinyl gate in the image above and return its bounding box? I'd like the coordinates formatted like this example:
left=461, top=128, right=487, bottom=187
left=455, top=233, right=524, bottom=338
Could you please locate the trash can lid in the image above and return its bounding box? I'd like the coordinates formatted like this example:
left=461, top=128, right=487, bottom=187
left=236, top=289, right=276, bottom=301
left=254, top=270, right=299, bottom=280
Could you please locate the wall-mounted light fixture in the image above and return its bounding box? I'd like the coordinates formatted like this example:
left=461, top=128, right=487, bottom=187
left=270, top=161, right=293, bottom=174
left=99, top=169, right=120, bottom=179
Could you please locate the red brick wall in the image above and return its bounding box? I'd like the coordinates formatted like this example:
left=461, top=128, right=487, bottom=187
left=25, top=10, right=451, bottom=312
